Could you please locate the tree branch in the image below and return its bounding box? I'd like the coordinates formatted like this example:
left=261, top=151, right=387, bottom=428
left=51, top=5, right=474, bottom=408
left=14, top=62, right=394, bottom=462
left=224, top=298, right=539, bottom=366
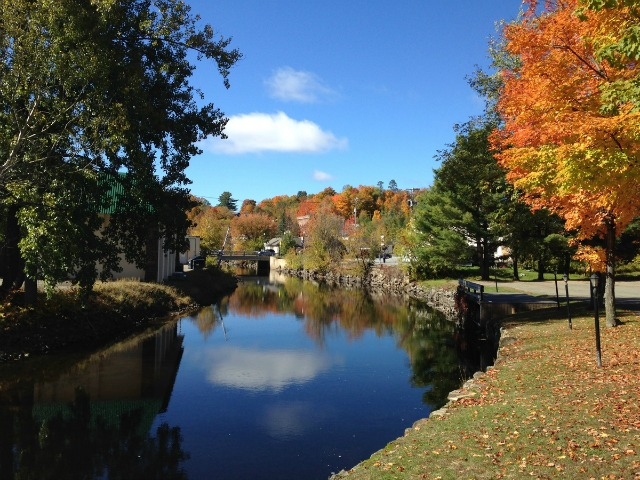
left=552, top=44, right=608, bottom=80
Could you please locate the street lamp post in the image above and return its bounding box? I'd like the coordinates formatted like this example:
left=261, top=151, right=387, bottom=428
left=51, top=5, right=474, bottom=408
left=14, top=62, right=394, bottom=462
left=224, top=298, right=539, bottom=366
left=590, top=273, right=603, bottom=368
left=563, top=273, right=572, bottom=330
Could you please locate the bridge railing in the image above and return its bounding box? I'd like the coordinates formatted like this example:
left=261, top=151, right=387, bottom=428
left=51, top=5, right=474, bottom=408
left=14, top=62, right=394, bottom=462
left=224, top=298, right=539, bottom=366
left=458, top=278, right=484, bottom=301
left=216, top=250, right=261, bottom=257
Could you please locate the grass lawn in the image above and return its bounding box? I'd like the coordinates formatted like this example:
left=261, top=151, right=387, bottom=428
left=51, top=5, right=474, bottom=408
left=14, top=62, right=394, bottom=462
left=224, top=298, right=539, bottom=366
left=336, top=307, right=640, bottom=479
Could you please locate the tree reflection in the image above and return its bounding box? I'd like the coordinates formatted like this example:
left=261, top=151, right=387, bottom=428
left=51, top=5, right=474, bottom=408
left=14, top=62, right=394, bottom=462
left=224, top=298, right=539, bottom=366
left=6, top=387, right=189, bottom=479
left=206, top=277, right=494, bottom=409
left=191, top=297, right=231, bottom=340
left=396, top=308, right=466, bottom=406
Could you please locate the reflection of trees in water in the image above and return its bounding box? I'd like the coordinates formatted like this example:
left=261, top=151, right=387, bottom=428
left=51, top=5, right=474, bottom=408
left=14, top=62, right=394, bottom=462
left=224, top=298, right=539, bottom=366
left=3, top=387, right=188, bottom=479
left=227, top=278, right=398, bottom=344
left=190, top=297, right=232, bottom=339
left=210, top=278, right=485, bottom=408
left=395, top=307, right=465, bottom=407
left=192, top=305, right=218, bottom=339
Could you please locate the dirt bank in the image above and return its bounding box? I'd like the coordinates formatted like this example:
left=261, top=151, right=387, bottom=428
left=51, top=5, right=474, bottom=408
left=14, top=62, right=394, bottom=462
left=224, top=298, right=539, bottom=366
left=0, top=268, right=237, bottom=362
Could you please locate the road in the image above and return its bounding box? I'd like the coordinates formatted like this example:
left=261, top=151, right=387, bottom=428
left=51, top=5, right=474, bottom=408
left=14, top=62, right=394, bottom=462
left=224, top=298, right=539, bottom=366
left=475, top=278, right=640, bottom=307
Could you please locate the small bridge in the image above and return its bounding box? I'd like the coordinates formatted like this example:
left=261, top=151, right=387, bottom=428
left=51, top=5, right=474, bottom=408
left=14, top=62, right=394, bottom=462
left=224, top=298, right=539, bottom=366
left=217, top=250, right=269, bottom=262
left=215, top=250, right=272, bottom=274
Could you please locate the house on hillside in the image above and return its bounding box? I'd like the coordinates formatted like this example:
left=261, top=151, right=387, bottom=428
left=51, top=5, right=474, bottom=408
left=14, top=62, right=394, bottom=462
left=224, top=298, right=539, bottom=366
left=264, top=237, right=282, bottom=255
left=264, top=236, right=304, bottom=255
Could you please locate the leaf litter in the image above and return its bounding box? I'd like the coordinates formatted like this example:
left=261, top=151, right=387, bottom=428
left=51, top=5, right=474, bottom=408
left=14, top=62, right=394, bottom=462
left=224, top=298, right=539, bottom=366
left=334, top=309, right=640, bottom=479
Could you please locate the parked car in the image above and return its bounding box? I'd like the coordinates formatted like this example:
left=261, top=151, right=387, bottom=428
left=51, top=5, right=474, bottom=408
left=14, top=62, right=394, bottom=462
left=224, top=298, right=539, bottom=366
left=258, top=249, right=276, bottom=256
left=189, top=256, right=206, bottom=269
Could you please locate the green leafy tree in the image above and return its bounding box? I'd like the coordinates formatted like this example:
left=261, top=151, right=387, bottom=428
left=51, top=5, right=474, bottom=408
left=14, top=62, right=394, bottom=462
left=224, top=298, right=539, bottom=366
left=488, top=187, right=569, bottom=280
left=345, top=220, right=382, bottom=276
left=0, top=0, right=241, bottom=296
left=191, top=206, right=234, bottom=252
left=616, top=217, right=640, bottom=265
left=277, top=211, right=300, bottom=236
left=467, top=25, right=571, bottom=281
left=279, top=231, right=298, bottom=256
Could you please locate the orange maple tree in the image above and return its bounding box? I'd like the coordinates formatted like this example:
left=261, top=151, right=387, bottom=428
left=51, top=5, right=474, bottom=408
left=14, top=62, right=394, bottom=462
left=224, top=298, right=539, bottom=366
left=491, top=0, right=640, bottom=326
left=230, top=213, right=277, bottom=250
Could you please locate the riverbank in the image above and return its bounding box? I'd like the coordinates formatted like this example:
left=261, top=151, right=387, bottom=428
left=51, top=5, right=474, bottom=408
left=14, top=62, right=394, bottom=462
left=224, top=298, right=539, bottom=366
left=332, top=306, right=640, bottom=479
left=278, top=264, right=459, bottom=318
left=0, top=267, right=237, bottom=362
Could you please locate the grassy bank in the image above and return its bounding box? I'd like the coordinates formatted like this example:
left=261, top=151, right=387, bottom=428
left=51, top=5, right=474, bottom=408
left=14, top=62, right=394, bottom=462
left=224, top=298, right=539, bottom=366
left=335, top=306, right=640, bottom=479
left=0, top=268, right=237, bottom=361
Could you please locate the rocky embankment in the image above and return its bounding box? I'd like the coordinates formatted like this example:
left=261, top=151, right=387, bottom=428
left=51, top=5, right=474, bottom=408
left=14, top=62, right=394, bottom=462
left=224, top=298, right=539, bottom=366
left=278, top=264, right=457, bottom=318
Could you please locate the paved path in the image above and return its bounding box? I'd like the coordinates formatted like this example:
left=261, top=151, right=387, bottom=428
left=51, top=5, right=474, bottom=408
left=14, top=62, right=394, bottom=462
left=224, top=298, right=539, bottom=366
left=474, top=279, right=640, bottom=307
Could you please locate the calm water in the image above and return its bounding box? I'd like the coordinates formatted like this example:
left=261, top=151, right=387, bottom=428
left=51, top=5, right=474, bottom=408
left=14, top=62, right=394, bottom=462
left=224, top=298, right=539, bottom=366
left=0, top=274, right=484, bottom=479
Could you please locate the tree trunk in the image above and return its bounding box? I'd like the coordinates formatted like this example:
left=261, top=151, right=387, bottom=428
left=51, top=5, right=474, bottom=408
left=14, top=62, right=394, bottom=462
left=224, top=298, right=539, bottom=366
left=479, top=236, right=490, bottom=280
left=604, top=217, right=617, bottom=327
left=537, top=256, right=545, bottom=281
left=512, top=253, right=520, bottom=281
left=1, top=205, right=22, bottom=290
left=144, top=230, right=160, bottom=283
left=24, top=275, right=37, bottom=305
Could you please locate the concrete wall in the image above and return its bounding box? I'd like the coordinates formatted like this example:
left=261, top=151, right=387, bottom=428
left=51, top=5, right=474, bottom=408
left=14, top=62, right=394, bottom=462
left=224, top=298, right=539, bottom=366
left=110, top=238, right=177, bottom=283
left=179, top=236, right=201, bottom=264
left=270, top=257, right=288, bottom=270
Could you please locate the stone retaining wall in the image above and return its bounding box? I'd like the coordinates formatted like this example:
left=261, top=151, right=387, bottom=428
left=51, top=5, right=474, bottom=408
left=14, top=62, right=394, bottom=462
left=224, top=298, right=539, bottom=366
left=277, top=264, right=458, bottom=320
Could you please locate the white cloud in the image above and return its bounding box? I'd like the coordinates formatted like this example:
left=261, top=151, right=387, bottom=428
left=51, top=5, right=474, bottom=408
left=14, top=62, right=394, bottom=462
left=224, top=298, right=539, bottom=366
left=202, top=346, right=333, bottom=392
left=200, top=111, right=348, bottom=155
left=259, top=402, right=328, bottom=439
left=265, top=67, right=336, bottom=103
left=313, top=170, right=333, bottom=181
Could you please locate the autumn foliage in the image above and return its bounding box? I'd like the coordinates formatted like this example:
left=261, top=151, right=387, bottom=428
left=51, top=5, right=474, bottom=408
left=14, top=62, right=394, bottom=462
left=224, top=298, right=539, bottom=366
left=491, top=0, right=640, bottom=264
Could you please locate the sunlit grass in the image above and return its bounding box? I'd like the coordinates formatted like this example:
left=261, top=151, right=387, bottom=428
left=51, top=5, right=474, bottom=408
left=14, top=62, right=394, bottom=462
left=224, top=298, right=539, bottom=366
left=93, top=279, right=191, bottom=316
left=335, top=308, right=640, bottom=479
left=0, top=269, right=235, bottom=360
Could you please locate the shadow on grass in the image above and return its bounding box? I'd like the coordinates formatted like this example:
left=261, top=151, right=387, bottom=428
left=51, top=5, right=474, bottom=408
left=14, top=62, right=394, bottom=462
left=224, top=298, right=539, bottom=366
left=500, top=301, right=638, bottom=329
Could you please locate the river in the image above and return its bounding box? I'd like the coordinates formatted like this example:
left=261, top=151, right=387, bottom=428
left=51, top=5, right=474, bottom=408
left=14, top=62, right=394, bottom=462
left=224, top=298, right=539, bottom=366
left=0, top=273, right=489, bottom=479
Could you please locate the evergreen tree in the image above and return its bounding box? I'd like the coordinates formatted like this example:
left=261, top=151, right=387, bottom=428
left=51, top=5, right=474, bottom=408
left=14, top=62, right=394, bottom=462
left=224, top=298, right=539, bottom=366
left=410, top=188, right=474, bottom=278
left=217, top=192, right=238, bottom=212
left=432, top=122, right=504, bottom=279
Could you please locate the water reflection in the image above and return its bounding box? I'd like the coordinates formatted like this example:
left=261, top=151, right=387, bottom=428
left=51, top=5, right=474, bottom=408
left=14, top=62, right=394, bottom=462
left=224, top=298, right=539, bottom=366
left=200, top=346, right=333, bottom=392
left=259, top=400, right=329, bottom=440
left=189, top=276, right=468, bottom=407
left=0, top=323, right=189, bottom=478
left=0, top=276, right=489, bottom=480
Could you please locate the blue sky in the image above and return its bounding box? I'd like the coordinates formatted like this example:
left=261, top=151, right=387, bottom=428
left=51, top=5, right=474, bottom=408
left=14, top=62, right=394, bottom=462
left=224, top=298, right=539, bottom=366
left=184, top=1, right=523, bottom=206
